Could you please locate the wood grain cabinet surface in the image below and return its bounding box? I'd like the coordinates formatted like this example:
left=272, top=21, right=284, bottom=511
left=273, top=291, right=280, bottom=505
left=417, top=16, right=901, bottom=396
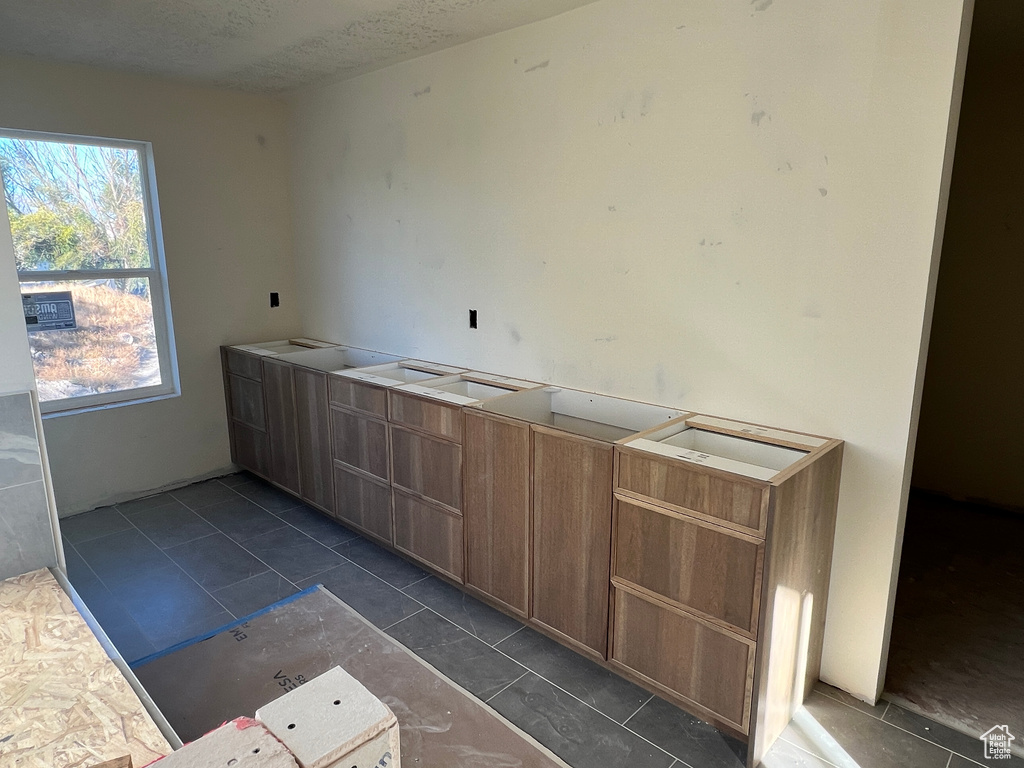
left=222, top=346, right=845, bottom=768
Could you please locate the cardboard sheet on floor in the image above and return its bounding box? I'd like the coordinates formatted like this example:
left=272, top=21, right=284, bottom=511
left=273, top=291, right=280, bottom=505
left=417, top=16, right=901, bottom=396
left=133, top=586, right=570, bottom=767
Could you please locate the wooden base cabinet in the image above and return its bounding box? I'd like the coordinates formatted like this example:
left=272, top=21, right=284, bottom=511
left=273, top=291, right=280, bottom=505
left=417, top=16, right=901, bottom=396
left=333, top=464, right=393, bottom=544
left=293, top=367, right=334, bottom=513
left=263, top=359, right=300, bottom=495
left=222, top=348, right=270, bottom=479
left=611, top=414, right=844, bottom=764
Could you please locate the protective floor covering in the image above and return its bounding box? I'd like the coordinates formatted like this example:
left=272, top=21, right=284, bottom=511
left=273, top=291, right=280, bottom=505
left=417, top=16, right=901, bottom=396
left=885, top=490, right=1024, bottom=756
left=133, top=585, right=571, bottom=767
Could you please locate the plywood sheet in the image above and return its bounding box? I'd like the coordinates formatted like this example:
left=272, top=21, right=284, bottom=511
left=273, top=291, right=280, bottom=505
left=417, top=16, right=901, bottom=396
left=0, top=569, right=170, bottom=768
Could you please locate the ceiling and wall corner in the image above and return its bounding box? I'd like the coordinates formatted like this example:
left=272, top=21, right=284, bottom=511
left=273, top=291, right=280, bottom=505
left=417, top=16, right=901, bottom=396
left=0, top=0, right=603, bottom=93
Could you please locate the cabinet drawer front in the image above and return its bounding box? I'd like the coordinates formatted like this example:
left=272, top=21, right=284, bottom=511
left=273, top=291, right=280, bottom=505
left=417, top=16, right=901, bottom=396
left=389, top=391, right=462, bottom=441
left=224, top=348, right=263, bottom=381
left=334, top=465, right=392, bottom=544
left=612, top=588, right=752, bottom=731
left=614, top=499, right=763, bottom=634
left=331, top=407, right=389, bottom=482
left=393, top=490, right=464, bottom=582
left=617, top=449, right=767, bottom=534
left=328, top=376, right=387, bottom=418
left=463, top=411, right=531, bottom=617
left=391, top=426, right=462, bottom=511
left=228, top=374, right=266, bottom=431
left=232, top=422, right=270, bottom=478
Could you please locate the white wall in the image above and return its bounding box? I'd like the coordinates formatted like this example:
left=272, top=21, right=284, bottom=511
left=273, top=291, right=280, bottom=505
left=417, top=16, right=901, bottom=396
left=288, top=0, right=969, bottom=701
left=0, top=55, right=302, bottom=515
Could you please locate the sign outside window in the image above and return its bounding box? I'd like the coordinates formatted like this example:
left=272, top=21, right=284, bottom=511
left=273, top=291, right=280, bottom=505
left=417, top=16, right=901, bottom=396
left=23, top=291, right=77, bottom=332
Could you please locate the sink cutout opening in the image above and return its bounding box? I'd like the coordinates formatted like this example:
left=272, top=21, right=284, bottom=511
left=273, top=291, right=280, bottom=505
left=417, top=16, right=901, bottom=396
left=660, top=428, right=807, bottom=472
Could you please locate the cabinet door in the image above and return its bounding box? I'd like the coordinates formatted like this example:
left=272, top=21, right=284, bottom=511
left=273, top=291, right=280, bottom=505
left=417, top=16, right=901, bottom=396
left=331, top=406, right=389, bottom=482
left=393, top=489, right=464, bottom=582
left=334, top=464, right=392, bottom=544
left=531, top=426, right=613, bottom=658
left=463, top=411, right=531, bottom=618
left=390, top=426, right=462, bottom=511
left=294, top=368, right=334, bottom=513
left=263, top=360, right=300, bottom=495
left=232, top=422, right=271, bottom=478
left=227, top=374, right=266, bottom=431
left=610, top=587, right=753, bottom=733
left=613, top=497, right=763, bottom=635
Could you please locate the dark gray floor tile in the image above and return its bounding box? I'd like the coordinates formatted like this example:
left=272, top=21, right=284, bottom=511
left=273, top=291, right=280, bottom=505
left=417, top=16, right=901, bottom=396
left=815, top=681, right=889, bottom=718
left=117, top=492, right=179, bottom=516
left=232, top=480, right=302, bottom=513
left=108, top=565, right=228, bottom=649
left=196, top=496, right=287, bottom=543
left=170, top=479, right=241, bottom=510
left=334, top=536, right=427, bottom=589
left=275, top=504, right=359, bottom=547
left=165, top=533, right=269, bottom=592
left=496, top=626, right=650, bottom=724
left=129, top=502, right=217, bottom=549
left=300, top=561, right=423, bottom=629
left=62, top=539, right=98, bottom=587
left=74, top=528, right=172, bottom=585
left=73, top=579, right=157, bottom=663
left=625, top=694, right=746, bottom=767
left=884, top=704, right=1021, bottom=765
left=402, top=576, right=523, bottom=645
left=780, top=691, right=952, bottom=768
left=489, top=673, right=675, bottom=768
left=60, top=507, right=132, bottom=544
left=386, top=609, right=527, bottom=700
left=212, top=571, right=299, bottom=619
left=218, top=472, right=255, bottom=488
left=244, top=525, right=346, bottom=582
left=762, top=738, right=839, bottom=766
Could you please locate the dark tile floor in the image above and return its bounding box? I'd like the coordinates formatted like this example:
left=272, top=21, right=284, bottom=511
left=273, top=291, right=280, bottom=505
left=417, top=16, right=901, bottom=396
left=60, top=473, right=1012, bottom=768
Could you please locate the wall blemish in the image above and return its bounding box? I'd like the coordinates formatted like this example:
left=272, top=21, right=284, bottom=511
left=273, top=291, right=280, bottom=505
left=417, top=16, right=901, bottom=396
left=413, top=85, right=431, bottom=97
left=524, top=59, right=550, bottom=73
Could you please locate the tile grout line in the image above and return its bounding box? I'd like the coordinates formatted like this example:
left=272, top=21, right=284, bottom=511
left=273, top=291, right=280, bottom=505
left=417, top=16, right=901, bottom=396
left=776, top=735, right=845, bottom=768
left=945, top=751, right=953, bottom=768
left=379, top=606, right=426, bottom=632
left=399, top=574, right=432, bottom=592
left=484, top=671, right=529, bottom=703
left=490, top=624, right=526, bottom=648
left=621, top=695, right=654, bottom=727
left=413, top=603, right=680, bottom=765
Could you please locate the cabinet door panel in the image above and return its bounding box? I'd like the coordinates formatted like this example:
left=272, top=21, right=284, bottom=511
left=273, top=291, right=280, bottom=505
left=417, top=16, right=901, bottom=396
left=334, top=465, right=392, bottom=544
left=228, top=374, right=266, bottom=431
left=611, top=587, right=752, bottom=732
left=232, top=422, right=270, bottom=478
left=389, top=391, right=462, bottom=441
left=294, top=368, right=334, bottom=512
left=331, top=407, right=389, bottom=482
left=263, top=360, right=300, bottom=495
left=328, top=376, right=387, bottom=419
left=613, top=498, right=763, bottom=634
left=225, top=349, right=263, bottom=381
left=463, top=411, right=531, bottom=617
left=617, top=449, right=767, bottom=534
left=390, top=426, right=462, bottom=511
left=532, top=427, right=613, bottom=657
left=393, top=490, right=464, bottom=582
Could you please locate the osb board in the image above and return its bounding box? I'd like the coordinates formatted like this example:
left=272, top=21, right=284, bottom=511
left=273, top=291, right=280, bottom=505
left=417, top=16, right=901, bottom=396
left=0, top=569, right=170, bottom=768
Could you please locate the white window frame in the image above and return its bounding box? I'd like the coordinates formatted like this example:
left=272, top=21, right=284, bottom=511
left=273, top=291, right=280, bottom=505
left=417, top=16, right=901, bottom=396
left=1, top=128, right=180, bottom=416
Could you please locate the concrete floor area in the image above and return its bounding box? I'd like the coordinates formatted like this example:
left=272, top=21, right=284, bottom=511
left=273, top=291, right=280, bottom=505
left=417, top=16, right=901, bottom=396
left=60, top=474, right=1019, bottom=768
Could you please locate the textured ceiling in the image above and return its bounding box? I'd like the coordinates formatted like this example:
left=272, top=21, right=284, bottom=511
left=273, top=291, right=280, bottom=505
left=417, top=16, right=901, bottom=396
left=0, top=0, right=599, bottom=93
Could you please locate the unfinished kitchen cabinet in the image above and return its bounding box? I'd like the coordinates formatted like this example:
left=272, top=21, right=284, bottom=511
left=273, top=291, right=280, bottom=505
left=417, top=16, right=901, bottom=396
left=389, top=373, right=539, bottom=582
left=610, top=414, right=843, bottom=763
left=328, top=360, right=466, bottom=544
left=469, top=387, right=684, bottom=658
left=221, top=338, right=344, bottom=487
left=262, top=359, right=300, bottom=495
